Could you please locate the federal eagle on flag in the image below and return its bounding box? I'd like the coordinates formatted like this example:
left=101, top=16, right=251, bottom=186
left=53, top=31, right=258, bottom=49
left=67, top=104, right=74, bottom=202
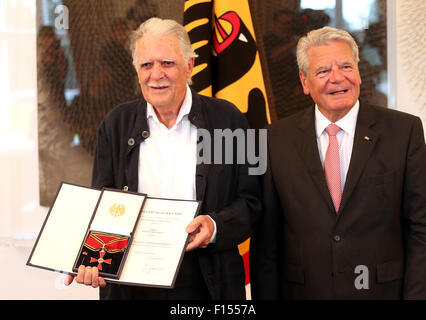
left=184, top=0, right=274, bottom=288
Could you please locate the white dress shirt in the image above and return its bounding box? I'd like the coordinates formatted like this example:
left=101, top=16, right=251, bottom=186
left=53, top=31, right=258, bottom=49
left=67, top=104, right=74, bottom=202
left=138, top=85, right=197, bottom=199
left=315, top=100, right=359, bottom=191
left=138, top=85, right=217, bottom=242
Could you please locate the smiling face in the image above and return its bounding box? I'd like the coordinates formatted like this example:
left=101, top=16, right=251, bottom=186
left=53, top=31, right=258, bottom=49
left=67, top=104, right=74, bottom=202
left=135, top=33, right=194, bottom=113
left=299, top=40, right=362, bottom=122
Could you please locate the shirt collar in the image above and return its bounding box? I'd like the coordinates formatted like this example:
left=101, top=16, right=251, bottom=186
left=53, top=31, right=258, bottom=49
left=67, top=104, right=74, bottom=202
left=146, top=84, right=192, bottom=129
left=315, top=100, right=359, bottom=138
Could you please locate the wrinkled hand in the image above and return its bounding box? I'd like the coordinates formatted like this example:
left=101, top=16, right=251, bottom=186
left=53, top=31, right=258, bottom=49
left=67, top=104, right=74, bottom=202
left=64, top=265, right=107, bottom=288
left=185, top=215, right=214, bottom=251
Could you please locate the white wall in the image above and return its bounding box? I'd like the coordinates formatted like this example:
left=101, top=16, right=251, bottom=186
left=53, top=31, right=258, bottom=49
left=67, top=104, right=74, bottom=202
left=0, top=0, right=97, bottom=300
left=394, top=0, right=426, bottom=136
left=0, top=0, right=425, bottom=300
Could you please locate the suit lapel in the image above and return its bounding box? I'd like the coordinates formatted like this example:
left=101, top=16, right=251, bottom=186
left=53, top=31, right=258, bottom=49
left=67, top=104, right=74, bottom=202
left=297, top=107, right=336, bottom=213
left=189, top=89, right=210, bottom=202
left=337, top=104, right=379, bottom=216
left=125, top=99, right=149, bottom=191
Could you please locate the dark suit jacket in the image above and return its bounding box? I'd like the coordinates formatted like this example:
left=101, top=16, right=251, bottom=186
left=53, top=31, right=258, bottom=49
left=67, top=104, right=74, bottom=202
left=250, top=103, right=426, bottom=299
left=91, top=89, right=261, bottom=299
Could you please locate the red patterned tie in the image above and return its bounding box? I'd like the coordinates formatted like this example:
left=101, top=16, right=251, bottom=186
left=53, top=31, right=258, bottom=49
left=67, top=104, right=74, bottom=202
left=324, top=124, right=342, bottom=213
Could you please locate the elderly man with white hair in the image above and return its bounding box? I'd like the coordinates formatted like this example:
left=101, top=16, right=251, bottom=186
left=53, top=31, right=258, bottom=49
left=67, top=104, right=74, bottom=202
left=66, top=17, right=261, bottom=300
left=250, top=26, right=426, bottom=300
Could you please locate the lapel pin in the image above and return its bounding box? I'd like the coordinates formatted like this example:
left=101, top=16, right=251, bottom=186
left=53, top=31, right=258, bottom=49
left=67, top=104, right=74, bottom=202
left=364, top=136, right=371, bottom=141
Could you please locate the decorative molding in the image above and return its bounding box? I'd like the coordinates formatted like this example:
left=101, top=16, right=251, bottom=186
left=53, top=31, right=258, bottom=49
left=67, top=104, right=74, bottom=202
left=397, top=0, right=426, bottom=111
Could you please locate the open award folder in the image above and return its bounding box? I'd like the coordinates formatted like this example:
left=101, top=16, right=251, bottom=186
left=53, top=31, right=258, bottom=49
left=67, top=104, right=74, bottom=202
left=27, top=182, right=201, bottom=288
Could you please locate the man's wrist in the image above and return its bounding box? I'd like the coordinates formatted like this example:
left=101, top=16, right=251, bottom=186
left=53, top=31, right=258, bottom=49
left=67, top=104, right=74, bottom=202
left=206, top=215, right=217, bottom=243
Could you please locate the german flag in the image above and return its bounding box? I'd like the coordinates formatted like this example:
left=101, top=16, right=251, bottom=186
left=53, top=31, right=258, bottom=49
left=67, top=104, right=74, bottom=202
left=184, top=0, right=270, bottom=287
left=183, top=0, right=272, bottom=130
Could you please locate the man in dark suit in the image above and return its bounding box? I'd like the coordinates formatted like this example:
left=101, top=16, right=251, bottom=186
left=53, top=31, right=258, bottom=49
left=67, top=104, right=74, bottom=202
left=65, top=17, right=261, bottom=299
left=250, top=26, right=426, bottom=299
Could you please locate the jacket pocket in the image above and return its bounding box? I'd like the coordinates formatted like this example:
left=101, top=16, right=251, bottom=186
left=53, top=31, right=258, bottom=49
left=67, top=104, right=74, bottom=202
left=376, top=260, right=403, bottom=283
left=285, top=263, right=305, bottom=284
left=367, top=171, right=395, bottom=186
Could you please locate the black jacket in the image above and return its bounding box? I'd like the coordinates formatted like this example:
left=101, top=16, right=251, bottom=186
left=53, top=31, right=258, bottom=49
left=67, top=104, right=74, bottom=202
left=92, top=89, right=261, bottom=299
left=250, top=104, right=426, bottom=299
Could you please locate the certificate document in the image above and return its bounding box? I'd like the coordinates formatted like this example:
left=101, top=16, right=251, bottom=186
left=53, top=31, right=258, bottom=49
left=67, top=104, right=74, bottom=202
left=27, top=183, right=201, bottom=288
left=115, top=198, right=200, bottom=287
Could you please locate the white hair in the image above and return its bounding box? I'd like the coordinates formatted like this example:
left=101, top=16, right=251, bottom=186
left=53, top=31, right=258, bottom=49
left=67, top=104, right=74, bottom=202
left=129, top=17, right=198, bottom=84
left=297, top=26, right=360, bottom=76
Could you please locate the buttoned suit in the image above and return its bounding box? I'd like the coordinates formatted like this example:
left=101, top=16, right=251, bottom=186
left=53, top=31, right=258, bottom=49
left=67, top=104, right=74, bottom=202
left=250, top=103, right=426, bottom=299
left=92, top=89, right=261, bottom=299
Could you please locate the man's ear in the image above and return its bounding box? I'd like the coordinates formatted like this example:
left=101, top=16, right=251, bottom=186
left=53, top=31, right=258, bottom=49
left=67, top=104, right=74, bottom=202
left=187, top=57, right=195, bottom=78
left=299, top=70, right=310, bottom=95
